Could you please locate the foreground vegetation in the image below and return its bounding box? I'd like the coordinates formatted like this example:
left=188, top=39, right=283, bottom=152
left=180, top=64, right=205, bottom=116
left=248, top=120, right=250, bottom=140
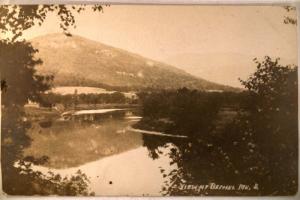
left=137, top=57, right=298, bottom=195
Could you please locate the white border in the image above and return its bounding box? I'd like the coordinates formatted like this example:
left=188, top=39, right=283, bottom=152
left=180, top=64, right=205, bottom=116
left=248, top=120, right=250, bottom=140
left=0, top=0, right=299, bottom=5
left=0, top=1, right=299, bottom=200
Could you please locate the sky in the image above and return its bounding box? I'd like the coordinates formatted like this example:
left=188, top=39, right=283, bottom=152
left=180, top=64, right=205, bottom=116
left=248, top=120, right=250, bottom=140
left=19, top=5, right=298, bottom=87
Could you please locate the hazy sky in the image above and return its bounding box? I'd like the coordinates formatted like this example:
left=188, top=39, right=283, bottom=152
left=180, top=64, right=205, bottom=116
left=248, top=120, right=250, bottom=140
left=20, top=5, right=298, bottom=87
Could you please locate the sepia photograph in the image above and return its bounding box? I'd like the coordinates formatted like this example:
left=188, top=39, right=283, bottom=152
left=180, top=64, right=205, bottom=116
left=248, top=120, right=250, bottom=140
left=0, top=4, right=298, bottom=196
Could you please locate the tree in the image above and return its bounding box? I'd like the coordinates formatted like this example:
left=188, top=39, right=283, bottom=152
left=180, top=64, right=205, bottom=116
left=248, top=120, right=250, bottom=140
left=231, top=57, right=298, bottom=195
left=0, top=5, right=103, bottom=42
left=0, top=41, right=53, bottom=107
left=240, top=56, right=297, bottom=117
left=137, top=88, right=223, bottom=137
left=0, top=5, right=105, bottom=195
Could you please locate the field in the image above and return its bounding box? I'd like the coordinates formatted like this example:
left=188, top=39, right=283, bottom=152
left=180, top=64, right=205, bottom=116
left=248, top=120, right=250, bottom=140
left=50, top=86, right=137, bottom=98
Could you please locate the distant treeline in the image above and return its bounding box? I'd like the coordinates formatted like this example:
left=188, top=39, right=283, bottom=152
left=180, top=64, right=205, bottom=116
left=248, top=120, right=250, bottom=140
left=53, top=75, right=136, bottom=92
left=53, top=76, right=186, bottom=92
left=53, top=75, right=240, bottom=93
left=40, top=92, right=136, bottom=108
left=136, top=88, right=248, bottom=136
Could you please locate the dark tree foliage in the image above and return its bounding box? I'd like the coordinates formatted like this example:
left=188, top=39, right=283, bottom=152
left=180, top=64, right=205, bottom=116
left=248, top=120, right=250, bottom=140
left=1, top=79, right=7, bottom=91
left=237, top=57, right=298, bottom=194
left=0, top=5, right=103, bottom=41
left=0, top=41, right=53, bottom=107
left=0, top=5, right=104, bottom=195
left=239, top=57, right=297, bottom=156
left=140, top=57, right=298, bottom=196
left=136, top=88, right=244, bottom=138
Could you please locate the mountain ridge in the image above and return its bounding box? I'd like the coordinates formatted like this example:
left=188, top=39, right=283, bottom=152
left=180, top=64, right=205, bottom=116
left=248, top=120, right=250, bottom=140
left=31, top=33, right=238, bottom=92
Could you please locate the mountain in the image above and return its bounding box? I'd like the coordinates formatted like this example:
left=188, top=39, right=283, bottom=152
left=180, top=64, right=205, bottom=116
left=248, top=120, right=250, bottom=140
left=31, top=33, right=236, bottom=92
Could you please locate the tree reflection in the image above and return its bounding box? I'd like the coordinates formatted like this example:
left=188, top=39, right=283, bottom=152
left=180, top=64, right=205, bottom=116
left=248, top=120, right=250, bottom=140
left=1, top=106, right=94, bottom=195
left=143, top=134, right=261, bottom=196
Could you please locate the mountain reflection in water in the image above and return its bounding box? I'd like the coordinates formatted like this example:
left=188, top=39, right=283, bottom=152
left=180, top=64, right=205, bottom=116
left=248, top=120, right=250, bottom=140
left=24, top=109, right=183, bottom=196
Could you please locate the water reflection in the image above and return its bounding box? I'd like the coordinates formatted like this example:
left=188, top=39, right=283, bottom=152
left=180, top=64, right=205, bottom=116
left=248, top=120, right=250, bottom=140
left=22, top=108, right=252, bottom=196
left=23, top=109, right=143, bottom=168
left=22, top=108, right=180, bottom=196
left=30, top=146, right=176, bottom=196
left=142, top=134, right=259, bottom=196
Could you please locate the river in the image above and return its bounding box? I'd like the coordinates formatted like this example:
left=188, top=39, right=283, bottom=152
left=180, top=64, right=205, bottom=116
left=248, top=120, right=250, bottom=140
left=22, top=108, right=182, bottom=196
